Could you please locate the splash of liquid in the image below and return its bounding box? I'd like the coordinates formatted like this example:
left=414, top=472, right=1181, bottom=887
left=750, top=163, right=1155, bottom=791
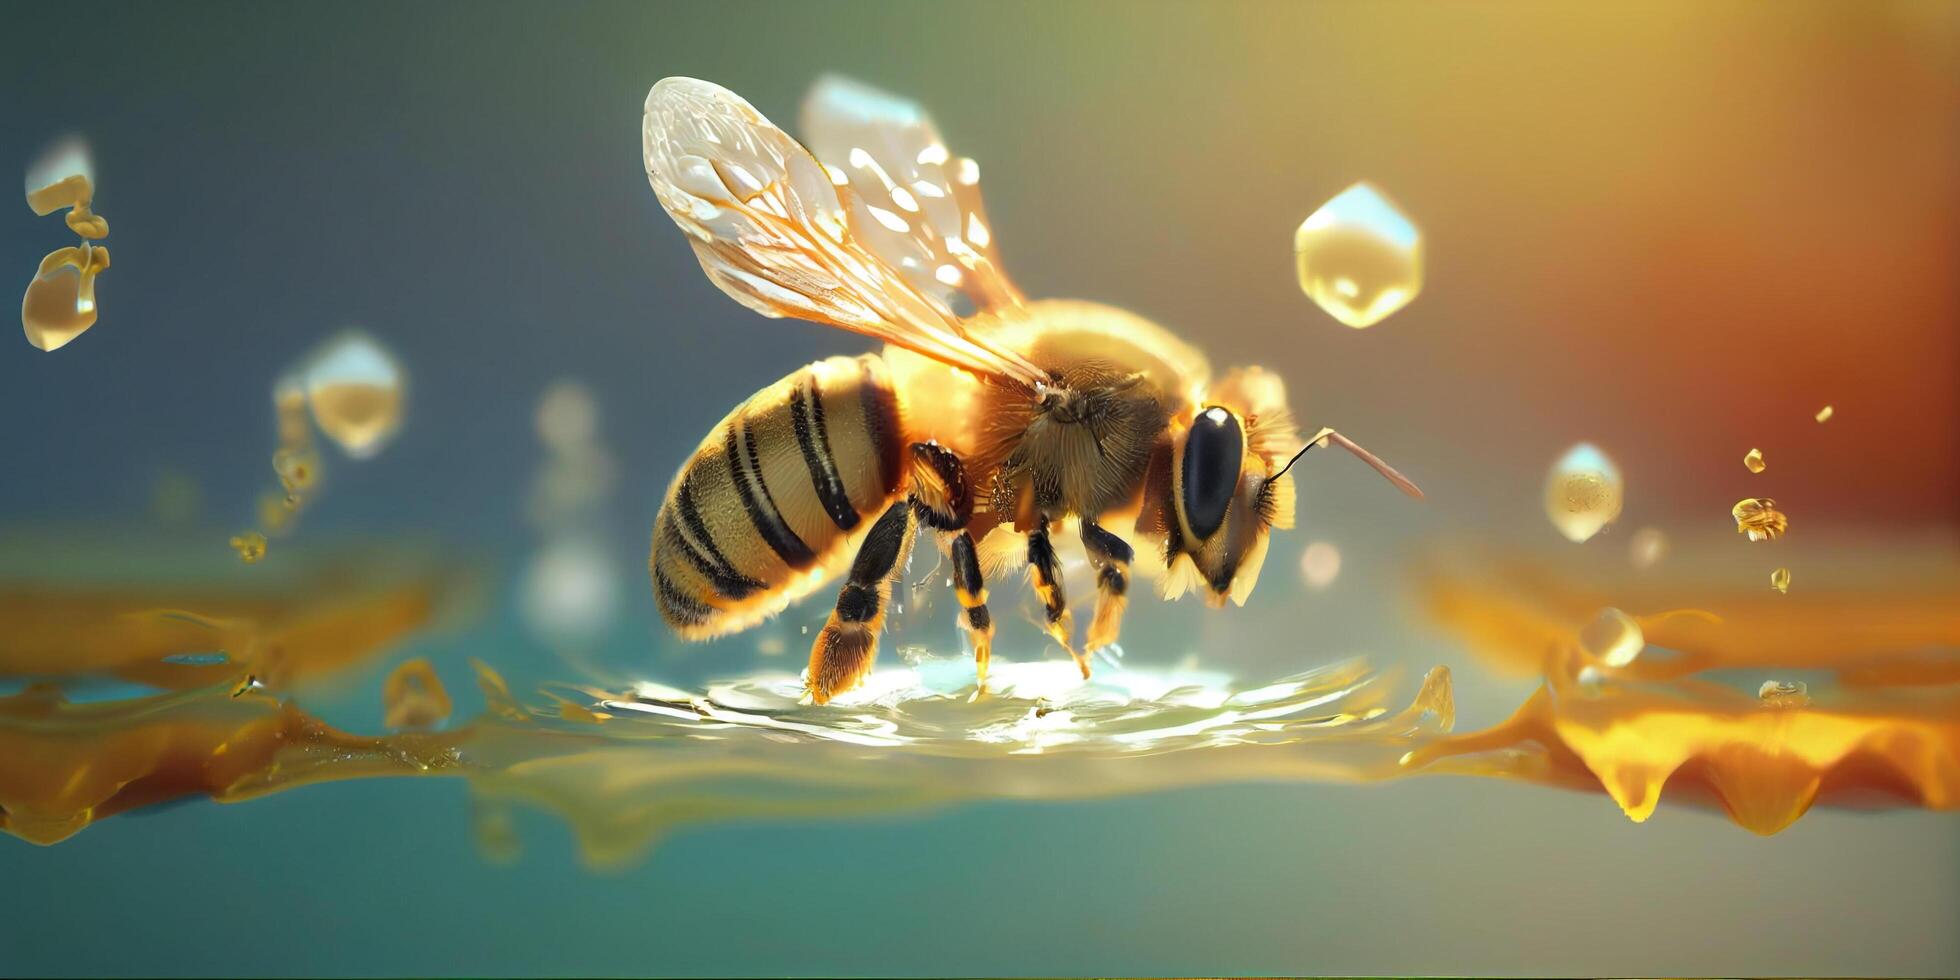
left=0, top=648, right=1454, bottom=865
left=1413, top=544, right=1960, bottom=834
left=21, top=138, right=112, bottom=352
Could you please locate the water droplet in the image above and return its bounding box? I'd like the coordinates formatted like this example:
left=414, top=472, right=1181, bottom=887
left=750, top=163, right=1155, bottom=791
left=1814, top=405, right=1833, bottom=424
left=1758, top=679, right=1810, bottom=708
left=1544, top=442, right=1624, bottom=543
left=1770, top=566, right=1791, bottom=593
left=229, top=531, right=267, bottom=564
left=1298, top=541, right=1342, bottom=589
left=1629, top=527, right=1667, bottom=569
left=1732, top=498, right=1788, bottom=542
left=1294, top=182, right=1422, bottom=329
left=1578, top=607, right=1644, bottom=667
left=1744, top=448, right=1766, bottom=474
left=303, top=331, right=404, bottom=458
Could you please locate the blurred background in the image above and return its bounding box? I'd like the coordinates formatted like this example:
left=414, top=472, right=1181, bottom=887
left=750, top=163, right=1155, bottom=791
left=1, top=1, right=1955, bottom=975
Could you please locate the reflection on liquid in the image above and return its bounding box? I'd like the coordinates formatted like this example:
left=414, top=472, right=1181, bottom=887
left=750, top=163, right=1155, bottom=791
left=0, top=645, right=1453, bottom=864
left=1412, top=544, right=1960, bottom=834
left=0, top=528, right=464, bottom=691
left=1, top=533, right=1952, bottom=864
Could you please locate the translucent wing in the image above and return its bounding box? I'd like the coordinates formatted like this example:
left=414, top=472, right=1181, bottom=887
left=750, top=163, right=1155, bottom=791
left=643, top=77, right=1044, bottom=386
left=800, top=75, right=1024, bottom=317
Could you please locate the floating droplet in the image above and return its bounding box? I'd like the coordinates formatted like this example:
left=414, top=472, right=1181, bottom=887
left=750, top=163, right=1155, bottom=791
left=382, top=657, right=453, bottom=730
left=519, top=537, right=620, bottom=646
left=25, top=137, right=93, bottom=212
left=1732, top=498, right=1788, bottom=542
left=303, top=331, right=404, bottom=458
left=1578, top=607, right=1644, bottom=667
left=1294, top=182, right=1422, bottom=329
left=1298, top=541, right=1342, bottom=589
left=229, top=531, right=267, bottom=564
left=1744, top=448, right=1765, bottom=474
left=536, top=381, right=599, bottom=451
left=273, top=447, right=322, bottom=493
left=1814, top=405, right=1833, bottom=424
left=1770, top=566, right=1791, bottom=594
left=1544, top=442, right=1624, bottom=543
left=258, top=492, right=294, bottom=533
left=1758, top=679, right=1810, bottom=709
left=1629, top=527, right=1668, bottom=570
left=22, top=244, right=109, bottom=352
left=273, top=375, right=312, bottom=449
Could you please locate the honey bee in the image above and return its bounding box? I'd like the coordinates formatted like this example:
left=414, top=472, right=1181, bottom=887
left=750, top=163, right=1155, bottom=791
left=642, top=76, right=1422, bottom=703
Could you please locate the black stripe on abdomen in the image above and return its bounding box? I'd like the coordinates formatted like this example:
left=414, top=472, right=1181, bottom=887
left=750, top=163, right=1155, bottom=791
left=790, top=374, right=860, bottom=532
left=725, top=417, right=817, bottom=569
left=669, top=478, right=764, bottom=600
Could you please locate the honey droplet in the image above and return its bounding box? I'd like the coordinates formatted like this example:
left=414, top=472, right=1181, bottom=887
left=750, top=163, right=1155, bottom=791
left=1544, top=442, right=1624, bottom=543
left=382, top=657, right=453, bottom=730
left=1628, top=527, right=1668, bottom=570
left=1294, top=182, right=1422, bottom=329
left=1814, top=405, right=1833, bottom=424
left=1743, top=448, right=1765, bottom=474
left=1770, top=566, right=1791, bottom=593
left=21, top=244, right=109, bottom=352
left=25, top=137, right=94, bottom=215
left=1758, top=679, right=1810, bottom=709
left=1578, top=607, right=1644, bottom=667
left=1732, top=497, right=1789, bottom=542
left=273, top=447, right=322, bottom=493
left=229, top=531, right=267, bottom=564
left=303, top=331, right=404, bottom=458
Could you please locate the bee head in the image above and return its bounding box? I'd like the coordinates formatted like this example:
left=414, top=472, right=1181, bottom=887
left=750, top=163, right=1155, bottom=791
left=1140, top=369, right=1424, bottom=608
left=1142, top=369, right=1298, bottom=609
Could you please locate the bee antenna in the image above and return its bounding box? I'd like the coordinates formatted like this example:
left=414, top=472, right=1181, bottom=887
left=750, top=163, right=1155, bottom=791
left=1271, top=428, right=1425, bottom=500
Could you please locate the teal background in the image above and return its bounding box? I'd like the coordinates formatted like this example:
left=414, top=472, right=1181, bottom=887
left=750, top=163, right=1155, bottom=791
left=3, top=2, right=1956, bottom=976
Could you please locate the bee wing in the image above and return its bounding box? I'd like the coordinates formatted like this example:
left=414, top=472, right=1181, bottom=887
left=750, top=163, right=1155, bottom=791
left=643, top=77, right=1045, bottom=387
left=799, top=75, right=1024, bottom=317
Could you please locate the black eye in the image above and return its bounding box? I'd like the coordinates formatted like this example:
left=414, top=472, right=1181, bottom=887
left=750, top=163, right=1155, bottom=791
left=1180, top=406, right=1242, bottom=540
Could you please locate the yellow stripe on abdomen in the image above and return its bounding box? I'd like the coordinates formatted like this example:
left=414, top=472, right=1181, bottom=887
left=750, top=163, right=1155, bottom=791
left=651, top=355, right=906, bottom=639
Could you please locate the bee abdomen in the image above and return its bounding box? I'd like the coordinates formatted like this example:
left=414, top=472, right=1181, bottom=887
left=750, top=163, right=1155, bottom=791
left=651, top=355, right=905, bottom=638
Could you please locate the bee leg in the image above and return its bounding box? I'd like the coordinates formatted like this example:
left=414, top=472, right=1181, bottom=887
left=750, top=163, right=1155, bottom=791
left=948, top=530, right=994, bottom=695
left=807, top=501, right=914, bottom=705
left=905, top=441, right=994, bottom=694
left=1026, top=517, right=1085, bottom=678
left=1080, top=520, right=1133, bottom=655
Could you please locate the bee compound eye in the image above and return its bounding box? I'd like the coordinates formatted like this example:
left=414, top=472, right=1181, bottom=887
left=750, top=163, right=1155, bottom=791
left=1180, top=406, right=1243, bottom=540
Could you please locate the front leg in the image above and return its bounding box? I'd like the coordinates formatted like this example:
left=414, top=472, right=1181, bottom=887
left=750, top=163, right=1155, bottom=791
left=807, top=501, right=913, bottom=704
left=908, top=442, right=994, bottom=693
left=1027, top=516, right=1087, bottom=678
left=1080, top=520, right=1133, bottom=654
